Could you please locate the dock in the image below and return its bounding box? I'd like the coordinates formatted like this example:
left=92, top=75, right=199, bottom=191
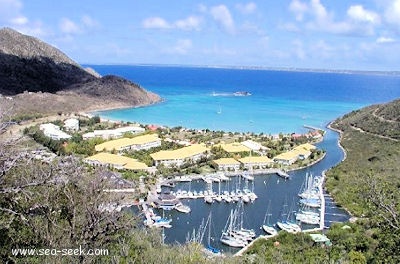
left=275, top=169, right=290, bottom=179
left=303, top=124, right=325, bottom=132
left=234, top=170, right=327, bottom=257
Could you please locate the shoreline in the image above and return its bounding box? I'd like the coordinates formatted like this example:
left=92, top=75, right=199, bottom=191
left=327, top=121, right=347, bottom=162
left=82, top=98, right=165, bottom=115
left=323, top=122, right=355, bottom=219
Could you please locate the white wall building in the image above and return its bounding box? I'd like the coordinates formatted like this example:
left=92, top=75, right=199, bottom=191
left=64, top=118, right=79, bottom=131
left=83, top=126, right=145, bottom=140
left=39, top=123, right=71, bottom=140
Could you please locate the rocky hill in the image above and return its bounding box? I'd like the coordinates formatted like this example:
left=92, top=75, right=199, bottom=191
left=0, top=27, right=161, bottom=113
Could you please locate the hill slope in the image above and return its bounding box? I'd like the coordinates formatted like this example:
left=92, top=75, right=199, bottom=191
left=0, top=27, right=96, bottom=95
left=326, top=98, right=400, bottom=217
left=0, top=27, right=161, bottom=114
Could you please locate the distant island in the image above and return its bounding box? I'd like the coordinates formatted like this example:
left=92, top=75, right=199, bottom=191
left=119, top=63, right=400, bottom=76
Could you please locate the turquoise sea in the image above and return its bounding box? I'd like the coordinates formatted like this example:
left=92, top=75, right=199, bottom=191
left=89, top=65, right=400, bottom=134
left=88, top=65, right=400, bottom=254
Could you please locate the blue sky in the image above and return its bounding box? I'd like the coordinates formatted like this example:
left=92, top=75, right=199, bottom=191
left=1, top=0, right=400, bottom=71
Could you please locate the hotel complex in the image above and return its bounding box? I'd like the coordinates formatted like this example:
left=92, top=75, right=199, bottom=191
left=273, top=143, right=316, bottom=165
left=85, top=152, right=149, bottom=172
left=36, top=121, right=319, bottom=174
left=95, top=134, right=161, bottom=152
left=150, top=144, right=209, bottom=167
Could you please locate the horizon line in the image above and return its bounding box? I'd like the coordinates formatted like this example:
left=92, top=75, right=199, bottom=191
left=80, top=63, right=400, bottom=75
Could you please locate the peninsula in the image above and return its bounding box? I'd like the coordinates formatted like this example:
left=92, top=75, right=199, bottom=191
left=0, top=27, right=161, bottom=117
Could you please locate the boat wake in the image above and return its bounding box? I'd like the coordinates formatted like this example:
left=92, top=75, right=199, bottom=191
left=211, top=91, right=252, bottom=97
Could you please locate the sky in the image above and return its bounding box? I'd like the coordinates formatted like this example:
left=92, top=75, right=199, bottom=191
left=1, top=0, right=400, bottom=71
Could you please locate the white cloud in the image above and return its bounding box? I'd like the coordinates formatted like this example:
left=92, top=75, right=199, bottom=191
left=169, top=39, right=192, bottom=55
left=289, top=0, right=308, bottom=21
left=175, top=16, right=201, bottom=31
left=280, top=22, right=300, bottom=32
left=236, top=2, right=257, bottom=15
left=59, top=18, right=81, bottom=34
left=292, top=39, right=306, bottom=60
left=210, top=5, right=235, bottom=34
left=376, top=36, right=396, bottom=43
left=385, top=0, right=400, bottom=27
left=202, top=45, right=236, bottom=56
left=288, top=0, right=379, bottom=36
left=198, top=4, right=208, bottom=13
left=142, top=17, right=171, bottom=29
left=0, top=0, right=22, bottom=22
left=0, top=0, right=47, bottom=37
left=312, top=40, right=335, bottom=59
left=310, top=0, right=328, bottom=23
left=81, top=15, right=99, bottom=29
left=347, top=5, right=380, bottom=24
left=10, top=15, right=28, bottom=25
left=142, top=16, right=201, bottom=31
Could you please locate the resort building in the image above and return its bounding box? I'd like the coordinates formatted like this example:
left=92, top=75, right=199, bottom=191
left=273, top=143, right=316, bottom=165
left=213, top=158, right=241, bottom=172
left=219, top=142, right=251, bottom=153
left=64, top=118, right=79, bottom=131
left=82, top=125, right=145, bottom=140
left=239, top=156, right=273, bottom=170
left=84, top=152, right=149, bottom=171
left=273, top=151, right=299, bottom=165
left=95, top=134, right=161, bottom=152
left=241, top=140, right=269, bottom=152
left=150, top=144, right=209, bottom=167
left=39, top=123, right=71, bottom=140
left=293, top=143, right=316, bottom=160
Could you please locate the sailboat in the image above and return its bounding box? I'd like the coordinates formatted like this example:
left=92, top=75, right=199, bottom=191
left=203, top=212, right=222, bottom=256
left=220, top=210, right=248, bottom=248
left=217, top=105, right=222, bottom=114
left=262, top=200, right=278, bottom=236
left=276, top=198, right=301, bottom=233
left=214, top=181, right=223, bottom=202
left=235, top=201, right=256, bottom=240
left=204, top=182, right=214, bottom=204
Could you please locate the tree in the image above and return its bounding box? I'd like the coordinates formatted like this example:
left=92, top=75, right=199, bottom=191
left=0, top=105, right=136, bottom=263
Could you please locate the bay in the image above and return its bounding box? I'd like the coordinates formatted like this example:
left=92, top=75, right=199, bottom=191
left=88, top=65, right=400, bottom=254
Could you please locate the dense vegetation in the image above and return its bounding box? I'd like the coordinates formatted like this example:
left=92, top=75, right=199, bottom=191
left=324, top=99, right=400, bottom=262
left=245, top=223, right=371, bottom=263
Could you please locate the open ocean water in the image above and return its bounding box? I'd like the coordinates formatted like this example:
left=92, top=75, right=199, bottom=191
left=89, top=65, right=400, bottom=254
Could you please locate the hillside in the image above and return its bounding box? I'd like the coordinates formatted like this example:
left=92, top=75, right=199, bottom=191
left=0, top=27, right=161, bottom=114
left=324, top=98, right=400, bottom=261
left=326, top=98, right=400, bottom=214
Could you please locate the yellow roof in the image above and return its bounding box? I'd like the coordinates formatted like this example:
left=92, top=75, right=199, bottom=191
left=294, top=143, right=316, bottom=151
left=151, top=144, right=208, bottom=161
left=85, top=152, right=148, bottom=170
left=292, top=143, right=314, bottom=156
left=273, top=144, right=315, bottom=161
left=130, top=134, right=160, bottom=145
left=123, top=161, right=149, bottom=170
left=273, top=151, right=299, bottom=161
left=219, top=142, right=251, bottom=153
left=95, top=134, right=160, bottom=152
left=239, top=156, right=273, bottom=164
left=213, top=158, right=241, bottom=165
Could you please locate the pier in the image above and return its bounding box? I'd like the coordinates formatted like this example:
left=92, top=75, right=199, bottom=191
left=303, top=124, right=325, bottom=131
left=234, top=169, right=327, bottom=257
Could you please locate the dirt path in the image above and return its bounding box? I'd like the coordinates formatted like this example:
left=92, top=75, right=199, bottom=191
left=349, top=124, right=399, bottom=142
left=372, top=107, right=399, bottom=124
